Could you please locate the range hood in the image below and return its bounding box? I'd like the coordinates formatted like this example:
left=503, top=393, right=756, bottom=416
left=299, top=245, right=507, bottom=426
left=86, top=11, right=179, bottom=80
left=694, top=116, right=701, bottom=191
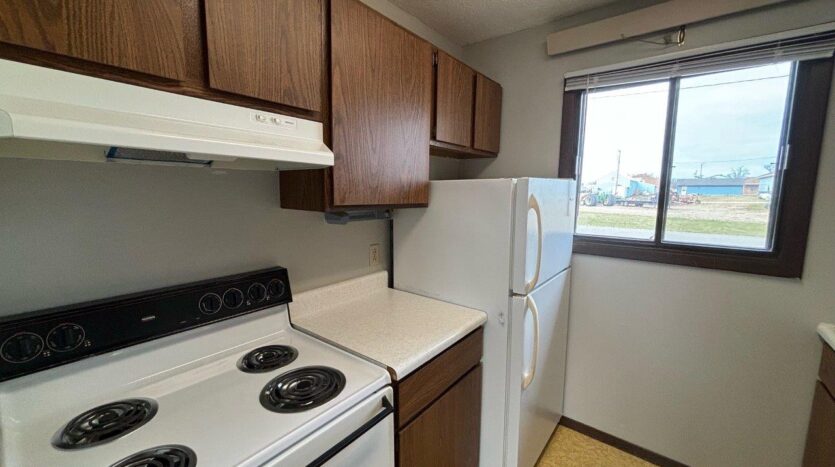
left=0, top=59, right=333, bottom=170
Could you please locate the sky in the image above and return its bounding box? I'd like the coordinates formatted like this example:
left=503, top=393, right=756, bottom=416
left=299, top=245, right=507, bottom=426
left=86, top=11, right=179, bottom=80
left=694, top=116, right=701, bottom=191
left=578, top=62, right=792, bottom=187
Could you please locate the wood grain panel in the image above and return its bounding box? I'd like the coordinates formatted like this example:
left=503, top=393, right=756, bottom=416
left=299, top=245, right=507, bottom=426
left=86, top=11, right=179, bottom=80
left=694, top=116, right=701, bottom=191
left=396, top=327, right=482, bottom=428
left=398, top=364, right=482, bottom=467
left=473, top=74, right=502, bottom=153
left=430, top=140, right=496, bottom=159
left=803, top=382, right=835, bottom=467
left=0, top=0, right=188, bottom=80
left=204, top=0, right=323, bottom=112
left=435, top=50, right=474, bottom=147
left=819, top=344, right=835, bottom=397
left=330, top=0, right=432, bottom=207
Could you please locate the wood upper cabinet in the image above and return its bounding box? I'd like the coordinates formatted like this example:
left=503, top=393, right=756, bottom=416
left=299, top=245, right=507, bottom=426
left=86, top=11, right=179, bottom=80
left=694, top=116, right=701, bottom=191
left=434, top=50, right=474, bottom=148
left=430, top=53, right=502, bottom=158
left=204, top=0, right=324, bottom=112
left=473, top=73, right=503, bottom=153
left=329, top=0, right=432, bottom=207
left=0, top=0, right=189, bottom=80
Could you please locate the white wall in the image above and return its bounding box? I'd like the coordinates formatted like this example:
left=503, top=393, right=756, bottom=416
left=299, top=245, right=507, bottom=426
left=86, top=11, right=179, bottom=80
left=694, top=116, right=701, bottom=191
left=463, top=1, right=835, bottom=465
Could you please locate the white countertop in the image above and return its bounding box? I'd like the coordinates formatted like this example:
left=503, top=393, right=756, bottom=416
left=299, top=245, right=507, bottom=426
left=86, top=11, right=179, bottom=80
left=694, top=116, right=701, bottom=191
left=818, top=323, right=835, bottom=351
left=289, top=271, right=487, bottom=379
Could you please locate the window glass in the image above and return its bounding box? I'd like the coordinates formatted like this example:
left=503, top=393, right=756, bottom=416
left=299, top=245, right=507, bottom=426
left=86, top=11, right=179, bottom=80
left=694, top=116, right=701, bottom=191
left=576, top=81, right=670, bottom=240
left=662, top=63, right=793, bottom=250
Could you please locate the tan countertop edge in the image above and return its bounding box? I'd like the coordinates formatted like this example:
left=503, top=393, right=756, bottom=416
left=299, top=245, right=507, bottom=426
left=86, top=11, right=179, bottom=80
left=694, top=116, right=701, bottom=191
left=289, top=271, right=487, bottom=380
left=818, top=323, right=835, bottom=351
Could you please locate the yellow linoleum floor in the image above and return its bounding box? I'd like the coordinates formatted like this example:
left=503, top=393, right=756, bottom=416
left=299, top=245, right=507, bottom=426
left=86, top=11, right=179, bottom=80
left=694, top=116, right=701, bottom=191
left=536, top=426, right=656, bottom=467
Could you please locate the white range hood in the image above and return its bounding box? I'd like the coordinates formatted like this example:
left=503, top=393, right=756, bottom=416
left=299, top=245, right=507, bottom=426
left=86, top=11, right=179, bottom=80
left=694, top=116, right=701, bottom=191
left=0, top=59, right=333, bottom=170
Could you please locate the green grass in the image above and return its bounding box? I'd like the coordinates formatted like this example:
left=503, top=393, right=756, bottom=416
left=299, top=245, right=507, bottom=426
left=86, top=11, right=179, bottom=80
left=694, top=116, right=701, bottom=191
left=577, top=212, right=767, bottom=236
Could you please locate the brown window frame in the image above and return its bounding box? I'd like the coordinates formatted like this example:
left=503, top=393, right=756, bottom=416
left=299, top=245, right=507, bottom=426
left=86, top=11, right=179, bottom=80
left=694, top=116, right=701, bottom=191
left=558, top=58, right=833, bottom=278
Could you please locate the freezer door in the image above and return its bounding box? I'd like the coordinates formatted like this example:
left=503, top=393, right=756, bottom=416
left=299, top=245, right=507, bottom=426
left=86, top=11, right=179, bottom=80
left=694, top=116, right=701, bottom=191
left=506, top=270, right=570, bottom=467
left=511, top=178, right=576, bottom=295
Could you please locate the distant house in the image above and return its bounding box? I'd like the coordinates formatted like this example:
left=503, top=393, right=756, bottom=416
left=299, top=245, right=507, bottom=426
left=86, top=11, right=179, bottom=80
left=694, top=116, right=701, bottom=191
left=758, top=173, right=775, bottom=194
left=673, top=178, right=750, bottom=196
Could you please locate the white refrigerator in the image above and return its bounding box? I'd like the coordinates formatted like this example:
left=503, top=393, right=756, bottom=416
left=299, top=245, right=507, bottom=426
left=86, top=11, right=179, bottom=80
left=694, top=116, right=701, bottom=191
left=393, top=178, right=575, bottom=467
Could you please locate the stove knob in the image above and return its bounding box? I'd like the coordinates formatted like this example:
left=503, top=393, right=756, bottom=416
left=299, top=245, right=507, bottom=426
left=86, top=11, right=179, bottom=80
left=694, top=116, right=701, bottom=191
left=267, top=279, right=285, bottom=298
left=198, top=293, right=222, bottom=314
left=223, top=288, right=244, bottom=309
left=1, top=332, right=44, bottom=363
left=248, top=283, right=266, bottom=303
left=46, top=323, right=85, bottom=352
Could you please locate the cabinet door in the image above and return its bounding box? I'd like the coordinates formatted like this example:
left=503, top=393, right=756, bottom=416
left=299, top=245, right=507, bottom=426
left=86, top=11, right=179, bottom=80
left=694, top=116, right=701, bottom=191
left=0, top=0, right=188, bottom=80
left=473, top=74, right=503, bottom=153
left=330, top=0, right=431, bottom=207
left=803, top=382, right=835, bottom=466
left=399, top=365, right=482, bottom=467
left=435, top=51, right=474, bottom=148
left=204, top=0, right=323, bottom=112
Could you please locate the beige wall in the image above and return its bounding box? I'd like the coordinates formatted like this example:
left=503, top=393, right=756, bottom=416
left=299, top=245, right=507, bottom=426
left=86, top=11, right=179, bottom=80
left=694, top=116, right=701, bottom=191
left=0, top=159, right=389, bottom=314
left=463, top=1, right=835, bottom=465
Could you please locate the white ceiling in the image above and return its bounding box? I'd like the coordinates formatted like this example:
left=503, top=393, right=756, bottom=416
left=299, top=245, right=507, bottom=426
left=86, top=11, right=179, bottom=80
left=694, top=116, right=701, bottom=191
left=389, top=0, right=626, bottom=46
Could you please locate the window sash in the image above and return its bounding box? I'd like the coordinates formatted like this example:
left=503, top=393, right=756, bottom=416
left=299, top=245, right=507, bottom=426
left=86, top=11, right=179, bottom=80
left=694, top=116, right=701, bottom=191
left=559, top=58, right=833, bottom=278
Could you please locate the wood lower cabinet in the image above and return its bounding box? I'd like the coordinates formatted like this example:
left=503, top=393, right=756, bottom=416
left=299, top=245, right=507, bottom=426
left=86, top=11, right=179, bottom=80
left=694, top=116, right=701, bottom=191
left=0, top=0, right=190, bottom=81
left=399, top=365, right=482, bottom=467
left=280, top=0, right=432, bottom=210
left=473, top=73, right=503, bottom=154
left=803, top=344, right=835, bottom=466
left=394, top=328, right=483, bottom=467
left=204, top=0, right=324, bottom=112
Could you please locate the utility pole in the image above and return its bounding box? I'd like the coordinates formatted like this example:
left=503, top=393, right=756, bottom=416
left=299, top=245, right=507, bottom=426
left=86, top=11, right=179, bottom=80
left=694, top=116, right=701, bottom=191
left=613, top=149, right=622, bottom=197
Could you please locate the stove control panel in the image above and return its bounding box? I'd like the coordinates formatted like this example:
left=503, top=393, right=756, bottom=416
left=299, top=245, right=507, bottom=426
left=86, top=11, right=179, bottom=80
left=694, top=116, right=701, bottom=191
left=0, top=267, right=291, bottom=382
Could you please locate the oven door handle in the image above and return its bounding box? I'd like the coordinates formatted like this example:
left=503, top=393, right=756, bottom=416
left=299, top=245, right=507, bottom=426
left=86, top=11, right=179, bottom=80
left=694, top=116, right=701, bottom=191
left=306, top=395, right=394, bottom=467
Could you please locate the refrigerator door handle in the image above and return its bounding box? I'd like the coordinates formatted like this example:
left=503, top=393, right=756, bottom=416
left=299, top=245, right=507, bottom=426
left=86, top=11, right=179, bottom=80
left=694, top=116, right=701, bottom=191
left=522, top=295, right=540, bottom=390
left=525, top=194, right=543, bottom=293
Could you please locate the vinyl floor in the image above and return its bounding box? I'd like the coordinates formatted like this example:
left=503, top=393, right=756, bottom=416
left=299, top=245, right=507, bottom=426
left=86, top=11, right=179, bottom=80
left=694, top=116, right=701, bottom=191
left=536, top=426, right=655, bottom=467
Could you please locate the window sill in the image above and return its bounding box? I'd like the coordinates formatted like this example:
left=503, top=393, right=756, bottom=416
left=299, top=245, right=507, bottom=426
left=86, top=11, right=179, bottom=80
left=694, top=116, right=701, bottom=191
left=572, top=235, right=802, bottom=278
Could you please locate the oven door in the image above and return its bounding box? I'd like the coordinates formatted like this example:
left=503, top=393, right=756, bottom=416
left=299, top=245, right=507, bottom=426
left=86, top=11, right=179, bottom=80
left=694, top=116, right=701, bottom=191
left=262, top=386, right=395, bottom=467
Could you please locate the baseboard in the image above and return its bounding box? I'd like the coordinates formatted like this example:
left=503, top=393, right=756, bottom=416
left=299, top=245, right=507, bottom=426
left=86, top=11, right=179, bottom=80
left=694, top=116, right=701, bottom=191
left=559, top=417, right=688, bottom=467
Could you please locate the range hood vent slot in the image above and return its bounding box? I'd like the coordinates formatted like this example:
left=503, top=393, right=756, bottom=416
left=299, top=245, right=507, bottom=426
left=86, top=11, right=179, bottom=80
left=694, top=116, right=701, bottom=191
left=106, top=147, right=213, bottom=167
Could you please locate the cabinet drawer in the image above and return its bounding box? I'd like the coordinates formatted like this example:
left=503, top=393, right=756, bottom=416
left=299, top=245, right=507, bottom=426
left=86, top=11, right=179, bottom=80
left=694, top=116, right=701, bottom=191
left=399, top=364, right=482, bottom=467
left=803, top=382, right=835, bottom=467
left=819, top=344, right=835, bottom=396
left=396, top=327, right=483, bottom=428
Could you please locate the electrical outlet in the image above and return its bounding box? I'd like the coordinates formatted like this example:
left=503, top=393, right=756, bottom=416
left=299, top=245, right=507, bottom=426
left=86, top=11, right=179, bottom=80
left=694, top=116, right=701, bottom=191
left=369, top=243, right=381, bottom=267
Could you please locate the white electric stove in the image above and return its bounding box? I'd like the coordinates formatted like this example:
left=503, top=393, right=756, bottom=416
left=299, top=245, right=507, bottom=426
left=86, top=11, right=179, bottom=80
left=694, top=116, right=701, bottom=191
left=0, top=268, right=393, bottom=467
